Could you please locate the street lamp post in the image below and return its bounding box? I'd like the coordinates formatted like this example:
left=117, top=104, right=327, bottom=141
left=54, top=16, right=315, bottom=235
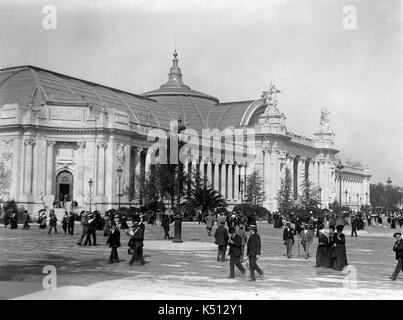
left=88, top=178, right=93, bottom=212
left=345, top=190, right=348, bottom=207
left=365, top=191, right=368, bottom=206
left=387, top=177, right=392, bottom=213
left=173, top=119, right=186, bottom=244
left=117, top=166, right=123, bottom=209
left=336, top=161, right=344, bottom=208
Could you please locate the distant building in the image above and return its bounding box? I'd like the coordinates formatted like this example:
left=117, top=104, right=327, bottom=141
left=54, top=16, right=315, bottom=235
left=0, top=51, right=370, bottom=213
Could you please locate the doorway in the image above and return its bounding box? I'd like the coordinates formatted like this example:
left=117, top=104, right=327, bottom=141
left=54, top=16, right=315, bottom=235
left=56, top=171, right=74, bottom=202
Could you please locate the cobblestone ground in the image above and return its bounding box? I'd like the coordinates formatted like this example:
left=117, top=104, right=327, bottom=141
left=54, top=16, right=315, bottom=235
left=0, top=221, right=402, bottom=299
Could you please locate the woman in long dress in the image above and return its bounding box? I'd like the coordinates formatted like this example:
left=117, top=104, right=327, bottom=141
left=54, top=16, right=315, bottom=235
left=315, top=225, right=329, bottom=267
left=332, top=225, right=348, bottom=271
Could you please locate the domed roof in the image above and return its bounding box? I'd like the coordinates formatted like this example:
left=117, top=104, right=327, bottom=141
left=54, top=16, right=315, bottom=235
left=0, top=65, right=176, bottom=129
left=143, top=51, right=219, bottom=131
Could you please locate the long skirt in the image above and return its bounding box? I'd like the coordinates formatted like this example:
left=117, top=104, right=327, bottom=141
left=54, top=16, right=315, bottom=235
left=315, top=246, right=328, bottom=267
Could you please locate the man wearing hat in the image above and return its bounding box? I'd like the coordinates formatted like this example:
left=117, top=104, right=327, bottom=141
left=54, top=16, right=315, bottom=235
left=128, top=220, right=145, bottom=266
left=283, top=222, right=296, bottom=258
left=236, top=224, right=248, bottom=262
left=214, top=221, right=229, bottom=262
left=83, top=212, right=97, bottom=246
left=246, top=224, right=264, bottom=281
left=228, top=228, right=246, bottom=278
left=106, top=223, right=121, bottom=264
left=299, top=223, right=314, bottom=259
left=391, top=232, right=403, bottom=280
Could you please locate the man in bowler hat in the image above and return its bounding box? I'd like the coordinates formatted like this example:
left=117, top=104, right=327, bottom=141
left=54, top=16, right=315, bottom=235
left=106, top=223, right=121, bottom=263
left=214, top=221, right=229, bottom=262
left=247, top=224, right=264, bottom=281
left=228, top=228, right=246, bottom=278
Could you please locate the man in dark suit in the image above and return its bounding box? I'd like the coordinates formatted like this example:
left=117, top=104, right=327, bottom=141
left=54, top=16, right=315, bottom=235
left=247, top=224, right=263, bottom=281
left=214, top=221, right=229, bottom=262
left=128, top=221, right=145, bottom=266
left=84, top=213, right=97, bottom=246
left=283, top=222, right=295, bottom=258
left=67, top=212, right=75, bottom=235
left=391, top=232, right=403, bottom=280
left=351, top=215, right=358, bottom=237
left=228, top=228, right=246, bottom=278
left=106, top=223, right=121, bottom=263
left=48, top=210, right=57, bottom=234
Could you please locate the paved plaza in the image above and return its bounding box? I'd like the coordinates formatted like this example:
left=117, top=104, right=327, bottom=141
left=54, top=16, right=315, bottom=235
left=1, top=221, right=402, bottom=300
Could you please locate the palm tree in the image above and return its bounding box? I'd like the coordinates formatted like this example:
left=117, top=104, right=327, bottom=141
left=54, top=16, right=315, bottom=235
left=184, top=187, right=227, bottom=213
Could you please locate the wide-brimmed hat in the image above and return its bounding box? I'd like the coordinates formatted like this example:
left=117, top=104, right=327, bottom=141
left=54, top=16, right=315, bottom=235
left=132, top=221, right=140, bottom=226
left=336, top=225, right=344, bottom=231
left=249, top=224, right=257, bottom=229
left=393, top=232, right=401, bottom=238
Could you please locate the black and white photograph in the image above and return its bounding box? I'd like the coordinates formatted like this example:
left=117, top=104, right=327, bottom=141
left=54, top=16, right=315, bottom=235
left=0, top=0, right=402, bottom=307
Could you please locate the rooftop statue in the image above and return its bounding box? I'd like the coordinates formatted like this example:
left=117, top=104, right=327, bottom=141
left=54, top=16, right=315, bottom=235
left=319, top=108, right=330, bottom=132
left=261, top=82, right=280, bottom=105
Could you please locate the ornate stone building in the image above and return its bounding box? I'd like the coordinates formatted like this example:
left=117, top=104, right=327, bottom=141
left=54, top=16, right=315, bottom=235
left=0, top=51, right=371, bottom=214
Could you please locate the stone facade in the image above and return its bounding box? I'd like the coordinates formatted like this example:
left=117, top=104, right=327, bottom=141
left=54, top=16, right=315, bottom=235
left=0, top=60, right=371, bottom=213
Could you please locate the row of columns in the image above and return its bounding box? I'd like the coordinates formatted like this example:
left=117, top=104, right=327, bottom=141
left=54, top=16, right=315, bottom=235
left=336, top=176, right=368, bottom=206
left=184, top=158, right=247, bottom=201
left=18, top=137, right=371, bottom=210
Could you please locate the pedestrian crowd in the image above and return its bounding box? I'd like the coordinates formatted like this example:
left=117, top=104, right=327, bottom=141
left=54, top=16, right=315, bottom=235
left=1, top=202, right=403, bottom=282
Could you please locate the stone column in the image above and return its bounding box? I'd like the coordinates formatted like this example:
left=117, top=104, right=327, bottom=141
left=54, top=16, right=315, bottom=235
left=271, top=151, right=280, bottom=210
left=145, top=148, right=152, bottom=173
left=221, top=163, right=227, bottom=199
left=191, top=157, right=198, bottom=181
left=308, top=160, right=314, bottom=185
left=227, top=162, right=233, bottom=200
left=206, top=159, right=212, bottom=187
left=183, top=158, right=189, bottom=176
left=263, top=150, right=271, bottom=207
left=286, top=156, right=294, bottom=199
left=123, top=144, right=131, bottom=203
left=199, top=158, right=205, bottom=186
left=234, top=164, right=239, bottom=200
left=240, top=165, right=245, bottom=200
left=214, top=160, right=220, bottom=192
left=24, top=139, right=35, bottom=195
left=77, top=142, right=86, bottom=198
left=134, top=148, right=142, bottom=178
left=297, top=157, right=305, bottom=198
left=97, top=142, right=107, bottom=196
left=45, top=141, right=56, bottom=195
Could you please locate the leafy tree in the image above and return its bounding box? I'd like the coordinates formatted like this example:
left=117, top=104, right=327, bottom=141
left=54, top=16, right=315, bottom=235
left=0, top=159, right=11, bottom=202
left=370, top=182, right=401, bottom=210
left=297, top=173, right=320, bottom=212
left=245, top=170, right=266, bottom=206
left=277, top=168, right=293, bottom=215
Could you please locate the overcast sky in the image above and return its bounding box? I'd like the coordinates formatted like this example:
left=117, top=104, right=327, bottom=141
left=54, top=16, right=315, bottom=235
left=0, top=0, right=402, bottom=185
